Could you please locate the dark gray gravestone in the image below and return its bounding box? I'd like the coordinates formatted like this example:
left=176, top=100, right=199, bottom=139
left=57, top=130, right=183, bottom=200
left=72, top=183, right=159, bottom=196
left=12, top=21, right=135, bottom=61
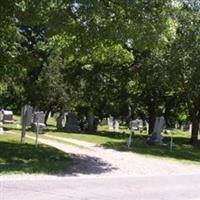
left=2, top=110, right=13, bottom=122
left=65, top=112, right=79, bottom=132
left=32, top=112, right=45, bottom=146
left=21, top=104, right=33, bottom=143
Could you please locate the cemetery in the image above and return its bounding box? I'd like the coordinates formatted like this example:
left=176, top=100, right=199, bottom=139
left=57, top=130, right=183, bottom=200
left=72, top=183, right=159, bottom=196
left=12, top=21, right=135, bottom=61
left=1, top=2, right=200, bottom=199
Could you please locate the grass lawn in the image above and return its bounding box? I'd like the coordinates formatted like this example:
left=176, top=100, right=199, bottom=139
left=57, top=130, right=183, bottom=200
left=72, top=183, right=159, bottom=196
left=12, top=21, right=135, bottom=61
left=1, top=115, right=200, bottom=165
left=0, top=132, right=71, bottom=175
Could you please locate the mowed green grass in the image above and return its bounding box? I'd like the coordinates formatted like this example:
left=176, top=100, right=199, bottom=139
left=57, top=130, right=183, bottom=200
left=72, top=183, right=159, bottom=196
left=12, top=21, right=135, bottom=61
left=45, top=117, right=200, bottom=164
left=2, top=115, right=200, bottom=165
left=0, top=133, right=71, bottom=175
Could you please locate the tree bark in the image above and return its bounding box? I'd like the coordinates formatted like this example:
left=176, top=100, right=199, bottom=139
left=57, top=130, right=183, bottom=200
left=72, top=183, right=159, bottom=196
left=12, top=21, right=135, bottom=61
left=190, top=113, right=199, bottom=145
left=148, top=99, right=156, bottom=135
left=44, top=110, right=50, bottom=125
left=87, top=111, right=95, bottom=132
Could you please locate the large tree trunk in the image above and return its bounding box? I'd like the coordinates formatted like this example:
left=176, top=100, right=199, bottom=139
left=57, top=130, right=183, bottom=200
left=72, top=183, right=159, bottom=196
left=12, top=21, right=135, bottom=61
left=44, top=110, right=50, bottom=125
left=148, top=99, right=156, bottom=135
left=190, top=113, right=199, bottom=145
left=87, top=112, right=94, bottom=132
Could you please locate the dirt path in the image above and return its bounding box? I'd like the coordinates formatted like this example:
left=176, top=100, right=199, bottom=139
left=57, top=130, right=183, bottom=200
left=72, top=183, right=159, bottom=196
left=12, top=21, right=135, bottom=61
left=32, top=134, right=200, bottom=177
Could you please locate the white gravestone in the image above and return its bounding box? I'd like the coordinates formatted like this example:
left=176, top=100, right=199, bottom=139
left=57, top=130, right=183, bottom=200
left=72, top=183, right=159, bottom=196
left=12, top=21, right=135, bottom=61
left=129, top=120, right=139, bottom=134
left=175, top=122, right=179, bottom=129
left=113, top=120, right=119, bottom=132
left=189, top=123, right=192, bottom=134
left=108, top=117, right=114, bottom=131
left=137, top=119, right=143, bottom=129
left=146, top=122, right=149, bottom=134
left=0, top=127, right=4, bottom=134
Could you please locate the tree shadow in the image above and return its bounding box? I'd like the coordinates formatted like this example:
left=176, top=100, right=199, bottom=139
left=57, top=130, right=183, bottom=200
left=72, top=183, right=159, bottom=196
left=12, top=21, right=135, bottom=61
left=44, top=127, right=129, bottom=140
left=0, top=141, right=71, bottom=175
left=0, top=141, right=117, bottom=175
left=66, top=154, right=118, bottom=176
left=102, top=134, right=200, bottom=163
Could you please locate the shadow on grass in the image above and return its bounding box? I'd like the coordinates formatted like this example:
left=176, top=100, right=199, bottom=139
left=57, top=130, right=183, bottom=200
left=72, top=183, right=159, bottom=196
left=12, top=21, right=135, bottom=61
left=102, top=135, right=200, bottom=163
left=3, top=125, right=129, bottom=140
left=0, top=141, right=71, bottom=175
left=44, top=127, right=129, bottom=140
left=0, top=141, right=117, bottom=175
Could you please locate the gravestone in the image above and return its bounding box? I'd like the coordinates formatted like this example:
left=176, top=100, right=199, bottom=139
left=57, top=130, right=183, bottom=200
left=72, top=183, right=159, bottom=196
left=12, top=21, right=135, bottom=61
left=0, top=110, right=3, bottom=122
left=0, top=128, right=4, bottom=134
left=32, top=112, right=46, bottom=131
left=2, top=110, right=13, bottom=122
left=21, top=105, right=33, bottom=126
left=129, top=120, right=139, bottom=134
left=137, top=119, right=143, bottom=129
left=21, top=104, right=33, bottom=143
left=100, top=118, right=107, bottom=125
left=65, top=112, right=79, bottom=132
left=175, top=121, right=179, bottom=129
left=32, top=112, right=45, bottom=146
left=108, top=117, right=114, bottom=131
left=189, top=123, right=192, bottom=134
left=146, top=122, right=149, bottom=134
left=147, top=116, right=165, bottom=145
left=113, top=120, right=119, bottom=132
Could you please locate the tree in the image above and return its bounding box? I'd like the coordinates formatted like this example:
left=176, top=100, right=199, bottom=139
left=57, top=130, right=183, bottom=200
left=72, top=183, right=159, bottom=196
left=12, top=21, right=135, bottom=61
left=169, top=9, right=200, bottom=145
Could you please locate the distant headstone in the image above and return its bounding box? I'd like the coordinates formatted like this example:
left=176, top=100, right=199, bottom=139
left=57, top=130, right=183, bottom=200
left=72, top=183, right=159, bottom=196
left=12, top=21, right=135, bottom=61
left=21, top=104, right=33, bottom=143
left=32, top=112, right=46, bottom=131
left=0, top=127, right=4, bottom=134
left=0, top=110, right=3, bottom=122
left=113, top=120, right=119, bottom=132
left=66, top=112, right=79, bottom=132
left=2, top=110, right=13, bottom=122
left=21, top=105, right=33, bottom=126
left=175, top=122, right=179, bottom=129
left=129, top=120, right=139, bottom=133
left=108, top=117, right=114, bottom=131
left=100, top=118, right=107, bottom=125
left=137, top=119, right=143, bottom=129
left=146, top=122, right=149, bottom=134
left=189, top=123, right=192, bottom=134
left=32, top=112, right=45, bottom=146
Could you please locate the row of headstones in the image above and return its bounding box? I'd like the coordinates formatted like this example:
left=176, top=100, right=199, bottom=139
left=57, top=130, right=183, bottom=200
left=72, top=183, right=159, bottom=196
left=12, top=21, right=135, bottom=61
left=107, top=116, right=165, bottom=146
left=107, top=117, right=144, bottom=132
left=21, top=105, right=46, bottom=130
left=55, top=112, right=80, bottom=131
left=175, top=122, right=193, bottom=132
left=55, top=112, right=101, bottom=132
